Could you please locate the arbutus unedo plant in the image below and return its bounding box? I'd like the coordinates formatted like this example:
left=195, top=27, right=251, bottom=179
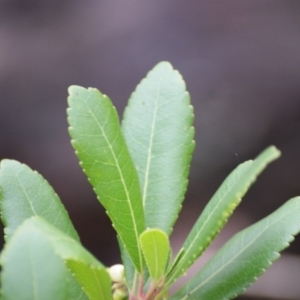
left=0, top=62, right=300, bottom=300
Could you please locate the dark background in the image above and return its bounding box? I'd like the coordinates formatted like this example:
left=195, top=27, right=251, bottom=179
left=0, top=1, right=300, bottom=299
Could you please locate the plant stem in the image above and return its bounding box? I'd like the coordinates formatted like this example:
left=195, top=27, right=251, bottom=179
left=137, top=275, right=144, bottom=299
left=143, top=281, right=162, bottom=300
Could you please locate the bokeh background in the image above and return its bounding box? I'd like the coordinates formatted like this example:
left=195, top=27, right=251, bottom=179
left=1, top=1, right=300, bottom=299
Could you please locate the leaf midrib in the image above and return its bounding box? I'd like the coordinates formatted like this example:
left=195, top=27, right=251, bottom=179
left=81, top=96, right=143, bottom=270
left=29, top=243, right=39, bottom=300
left=17, top=173, right=38, bottom=216
left=142, top=79, right=162, bottom=208
left=151, top=232, right=159, bottom=279
left=92, top=268, right=105, bottom=299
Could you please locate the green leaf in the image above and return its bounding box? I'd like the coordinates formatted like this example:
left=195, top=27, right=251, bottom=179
left=67, top=86, right=145, bottom=272
left=140, top=228, right=170, bottom=281
left=166, top=146, right=280, bottom=286
left=66, top=270, right=89, bottom=300
left=0, top=159, right=79, bottom=241
left=170, top=197, right=300, bottom=300
left=1, top=222, right=68, bottom=300
left=122, top=62, right=195, bottom=235
left=117, top=235, right=136, bottom=291
left=66, top=260, right=112, bottom=300
left=0, top=216, right=111, bottom=300
left=166, top=248, right=185, bottom=279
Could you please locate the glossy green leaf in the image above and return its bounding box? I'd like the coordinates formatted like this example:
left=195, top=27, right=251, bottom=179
left=0, top=159, right=79, bottom=241
left=140, top=228, right=170, bottom=281
left=1, top=216, right=111, bottom=300
left=166, top=146, right=280, bottom=286
left=170, top=197, right=300, bottom=300
left=122, top=62, right=195, bottom=235
left=67, top=86, right=145, bottom=272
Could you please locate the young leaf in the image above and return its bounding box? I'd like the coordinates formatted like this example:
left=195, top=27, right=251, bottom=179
left=0, top=159, right=79, bottom=241
left=170, top=197, right=300, bottom=300
left=140, top=228, right=170, bottom=281
left=122, top=62, right=195, bottom=235
left=67, top=86, right=145, bottom=272
left=0, top=216, right=111, bottom=300
left=166, top=146, right=280, bottom=286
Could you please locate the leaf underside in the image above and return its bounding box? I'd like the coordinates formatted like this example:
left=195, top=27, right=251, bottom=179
left=67, top=86, right=145, bottom=272
left=0, top=216, right=111, bottom=300
left=170, top=197, right=300, bottom=300
left=122, top=61, right=195, bottom=235
left=0, top=159, right=79, bottom=241
left=166, top=146, right=280, bottom=286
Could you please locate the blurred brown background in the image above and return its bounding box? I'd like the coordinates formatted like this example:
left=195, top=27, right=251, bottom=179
left=0, top=1, right=300, bottom=299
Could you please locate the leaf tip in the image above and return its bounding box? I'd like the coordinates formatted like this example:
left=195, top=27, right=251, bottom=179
left=266, top=145, right=281, bottom=159
left=155, top=61, right=173, bottom=69
left=68, top=85, right=85, bottom=97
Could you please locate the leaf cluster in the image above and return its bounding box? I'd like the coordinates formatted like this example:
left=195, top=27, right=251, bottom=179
left=0, top=62, right=300, bottom=300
